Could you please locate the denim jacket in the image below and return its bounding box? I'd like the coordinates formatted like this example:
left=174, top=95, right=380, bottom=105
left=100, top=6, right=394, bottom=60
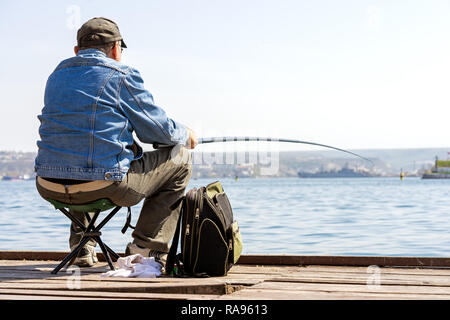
left=35, top=49, right=188, bottom=181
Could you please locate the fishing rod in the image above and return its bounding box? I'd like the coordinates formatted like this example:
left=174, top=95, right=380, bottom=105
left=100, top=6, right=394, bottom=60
left=155, top=137, right=373, bottom=165
left=196, top=136, right=373, bottom=165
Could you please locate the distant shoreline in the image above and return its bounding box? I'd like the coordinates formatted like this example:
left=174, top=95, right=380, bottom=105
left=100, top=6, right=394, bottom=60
left=2, top=148, right=450, bottom=179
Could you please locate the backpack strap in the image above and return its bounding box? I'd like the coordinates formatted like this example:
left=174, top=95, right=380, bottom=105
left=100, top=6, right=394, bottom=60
left=165, top=197, right=185, bottom=276
left=121, top=207, right=135, bottom=234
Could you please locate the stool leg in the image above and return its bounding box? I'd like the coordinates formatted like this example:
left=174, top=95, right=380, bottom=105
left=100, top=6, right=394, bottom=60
left=59, top=208, right=87, bottom=230
left=90, top=207, right=122, bottom=263
left=103, top=243, right=120, bottom=260
left=85, top=211, right=100, bottom=232
left=51, top=236, right=92, bottom=274
left=95, top=236, right=115, bottom=271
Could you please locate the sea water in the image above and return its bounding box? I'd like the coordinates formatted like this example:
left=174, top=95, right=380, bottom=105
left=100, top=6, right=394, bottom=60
left=0, top=177, right=449, bottom=257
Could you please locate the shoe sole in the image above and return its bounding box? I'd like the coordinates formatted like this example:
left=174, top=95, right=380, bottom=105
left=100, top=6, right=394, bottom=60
left=71, top=258, right=95, bottom=267
left=71, top=252, right=98, bottom=268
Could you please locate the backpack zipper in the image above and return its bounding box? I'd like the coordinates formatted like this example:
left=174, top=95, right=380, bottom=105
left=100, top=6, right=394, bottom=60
left=182, top=188, right=196, bottom=264
left=195, top=208, right=200, bottom=219
left=191, top=188, right=203, bottom=266
left=188, top=189, right=199, bottom=266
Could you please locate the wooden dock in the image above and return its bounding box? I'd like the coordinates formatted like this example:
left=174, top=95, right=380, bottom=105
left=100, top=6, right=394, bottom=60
left=1, top=252, right=450, bottom=300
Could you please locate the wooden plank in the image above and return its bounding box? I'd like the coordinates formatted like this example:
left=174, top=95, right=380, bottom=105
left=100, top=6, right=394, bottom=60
left=4, top=260, right=450, bottom=279
left=226, top=271, right=450, bottom=287
left=3, top=251, right=450, bottom=267
left=247, top=281, right=450, bottom=295
left=0, top=280, right=242, bottom=295
left=0, top=265, right=107, bottom=274
left=0, top=251, right=125, bottom=262
left=218, top=288, right=450, bottom=300
left=0, top=270, right=241, bottom=283
left=0, top=270, right=261, bottom=285
left=7, top=269, right=450, bottom=290
left=3, top=262, right=450, bottom=286
left=231, top=265, right=450, bottom=277
left=238, top=255, right=450, bottom=267
left=0, top=288, right=221, bottom=300
left=303, top=265, right=450, bottom=275
left=2, top=259, right=450, bottom=278
left=0, top=251, right=68, bottom=261
left=263, top=276, right=450, bottom=287
left=234, top=268, right=450, bottom=288
left=0, top=294, right=119, bottom=300
left=0, top=260, right=108, bottom=273
left=0, top=277, right=261, bottom=292
left=3, top=261, right=450, bottom=286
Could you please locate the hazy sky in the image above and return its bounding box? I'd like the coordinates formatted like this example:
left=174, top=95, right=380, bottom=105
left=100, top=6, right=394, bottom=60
left=1, top=0, right=449, bottom=152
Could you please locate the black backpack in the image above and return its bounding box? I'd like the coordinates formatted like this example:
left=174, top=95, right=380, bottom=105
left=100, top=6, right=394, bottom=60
left=166, top=181, right=242, bottom=277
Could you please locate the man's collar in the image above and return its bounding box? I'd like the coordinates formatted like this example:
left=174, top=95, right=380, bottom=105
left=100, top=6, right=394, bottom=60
left=76, top=48, right=108, bottom=57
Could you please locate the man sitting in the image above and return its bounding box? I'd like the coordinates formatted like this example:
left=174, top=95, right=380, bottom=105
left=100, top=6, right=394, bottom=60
left=35, top=17, right=198, bottom=269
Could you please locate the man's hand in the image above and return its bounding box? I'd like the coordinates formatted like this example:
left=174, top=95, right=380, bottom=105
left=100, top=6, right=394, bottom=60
left=185, top=128, right=198, bottom=149
left=131, top=141, right=139, bottom=157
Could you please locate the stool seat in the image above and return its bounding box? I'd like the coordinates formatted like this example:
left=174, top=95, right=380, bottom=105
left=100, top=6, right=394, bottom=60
left=44, top=197, right=122, bottom=274
left=47, top=198, right=116, bottom=212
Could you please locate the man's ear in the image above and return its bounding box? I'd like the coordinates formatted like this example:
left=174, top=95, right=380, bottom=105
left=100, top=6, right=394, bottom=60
left=74, top=46, right=79, bottom=55
left=111, top=42, right=121, bottom=61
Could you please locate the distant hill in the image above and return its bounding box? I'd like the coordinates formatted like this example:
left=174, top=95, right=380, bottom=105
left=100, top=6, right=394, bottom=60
left=279, top=148, right=450, bottom=173
left=191, top=148, right=450, bottom=178
left=0, top=151, right=36, bottom=178
left=1, top=148, right=449, bottom=179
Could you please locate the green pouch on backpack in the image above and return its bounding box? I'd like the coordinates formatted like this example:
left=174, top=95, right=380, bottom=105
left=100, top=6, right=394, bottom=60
left=231, top=220, right=243, bottom=264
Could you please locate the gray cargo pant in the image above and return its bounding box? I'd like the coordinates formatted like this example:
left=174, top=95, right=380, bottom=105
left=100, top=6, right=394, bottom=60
left=36, top=145, right=192, bottom=253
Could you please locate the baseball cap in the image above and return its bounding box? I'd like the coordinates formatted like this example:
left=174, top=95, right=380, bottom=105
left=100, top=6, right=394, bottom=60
left=77, top=17, right=127, bottom=48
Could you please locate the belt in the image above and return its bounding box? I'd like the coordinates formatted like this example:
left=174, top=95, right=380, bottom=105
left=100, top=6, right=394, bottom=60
left=37, top=176, right=115, bottom=194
